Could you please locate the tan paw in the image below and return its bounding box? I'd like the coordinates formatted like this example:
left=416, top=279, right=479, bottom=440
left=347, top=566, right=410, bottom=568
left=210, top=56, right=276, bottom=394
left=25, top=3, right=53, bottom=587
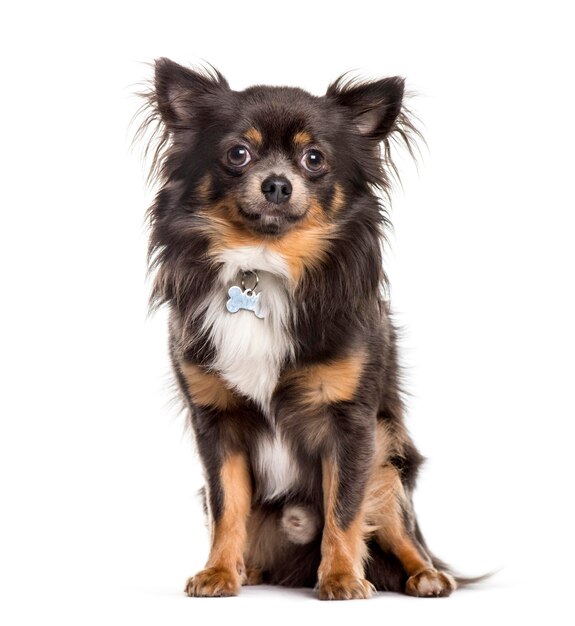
left=405, top=569, right=456, bottom=597
left=318, top=574, right=375, bottom=600
left=241, top=567, right=263, bottom=586
left=184, top=566, right=240, bottom=597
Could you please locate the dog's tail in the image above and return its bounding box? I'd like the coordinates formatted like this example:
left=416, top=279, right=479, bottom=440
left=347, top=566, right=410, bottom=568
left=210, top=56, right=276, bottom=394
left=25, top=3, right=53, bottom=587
left=365, top=541, right=495, bottom=593
left=416, top=522, right=497, bottom=589
left=431, top=555, right=497, bottom=588
left=366, top=520, right=496, bottom=593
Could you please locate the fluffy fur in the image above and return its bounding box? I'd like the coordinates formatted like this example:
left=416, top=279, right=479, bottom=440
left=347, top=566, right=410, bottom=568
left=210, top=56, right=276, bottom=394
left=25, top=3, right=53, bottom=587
left=136, top=57, right=479, bottom=600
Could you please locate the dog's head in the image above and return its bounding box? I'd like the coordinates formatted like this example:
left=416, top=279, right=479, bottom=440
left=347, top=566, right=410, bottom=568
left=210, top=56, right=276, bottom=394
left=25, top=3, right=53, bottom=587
left=141, top=58, right=415, bottom=243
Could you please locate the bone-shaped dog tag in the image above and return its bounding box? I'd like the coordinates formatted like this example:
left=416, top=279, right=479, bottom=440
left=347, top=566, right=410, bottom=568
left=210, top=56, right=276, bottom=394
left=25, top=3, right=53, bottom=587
left=226, top=285, right=265, bottom=319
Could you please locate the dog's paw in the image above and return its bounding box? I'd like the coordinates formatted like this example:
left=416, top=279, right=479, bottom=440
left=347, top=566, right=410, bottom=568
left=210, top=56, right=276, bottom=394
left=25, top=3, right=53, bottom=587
left=241, top=567, right=263, bottom=586
left=318, top=574, right=375, bottom=600
left=405, top=569, right=456, bottom=597
left=184, top=566, right=241, bottom=597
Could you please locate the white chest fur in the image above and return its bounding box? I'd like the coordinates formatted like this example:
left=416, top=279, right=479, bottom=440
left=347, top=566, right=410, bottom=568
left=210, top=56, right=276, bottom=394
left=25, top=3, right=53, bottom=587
left=255, top=433, right=299, bottom=500
left=199, top=245, right=294, bottom=413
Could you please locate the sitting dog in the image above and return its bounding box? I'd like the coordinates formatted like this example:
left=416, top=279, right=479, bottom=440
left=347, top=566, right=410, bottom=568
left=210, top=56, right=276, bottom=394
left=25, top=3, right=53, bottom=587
left=137, top=57, right=474, bottom=599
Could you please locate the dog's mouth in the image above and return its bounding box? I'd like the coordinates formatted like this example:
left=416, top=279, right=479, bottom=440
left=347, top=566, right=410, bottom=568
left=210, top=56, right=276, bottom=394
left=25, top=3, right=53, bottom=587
left=237, top=202, right=306, bottom=236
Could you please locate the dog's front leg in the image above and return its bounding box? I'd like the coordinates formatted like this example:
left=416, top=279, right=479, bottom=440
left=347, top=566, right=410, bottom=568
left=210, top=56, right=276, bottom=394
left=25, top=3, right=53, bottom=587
left=184, top=451, right=252, bottom=597
left=177, top=361, right=252, bottom=597
left=318, top=435, right=375, bottom=600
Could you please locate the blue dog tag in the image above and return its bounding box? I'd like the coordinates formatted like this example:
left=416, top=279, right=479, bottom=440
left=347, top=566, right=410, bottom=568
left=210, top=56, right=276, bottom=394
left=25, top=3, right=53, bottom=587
left=226, top=285, right=265, bottom=319
left=226, top=270, right=265, bottom=319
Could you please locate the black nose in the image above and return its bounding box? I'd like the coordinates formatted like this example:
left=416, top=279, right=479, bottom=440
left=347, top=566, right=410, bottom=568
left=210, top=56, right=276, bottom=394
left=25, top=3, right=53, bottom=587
left=261, top=176, right=292, bottom=205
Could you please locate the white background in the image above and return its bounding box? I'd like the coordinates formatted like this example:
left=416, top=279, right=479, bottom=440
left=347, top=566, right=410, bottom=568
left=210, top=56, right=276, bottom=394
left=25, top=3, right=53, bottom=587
left=1, top=1, right=574, bottom=624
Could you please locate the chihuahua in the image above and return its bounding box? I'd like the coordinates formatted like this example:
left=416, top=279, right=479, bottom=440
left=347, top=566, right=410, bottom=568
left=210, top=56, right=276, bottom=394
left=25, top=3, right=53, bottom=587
left=138, top=57, right=471, bottom=600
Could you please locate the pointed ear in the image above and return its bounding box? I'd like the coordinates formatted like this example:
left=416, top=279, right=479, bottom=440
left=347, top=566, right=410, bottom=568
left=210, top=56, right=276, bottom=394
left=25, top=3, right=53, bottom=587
left=154, top=57, right=229, bottom=130
left=326, top=74, right=405, bottom=140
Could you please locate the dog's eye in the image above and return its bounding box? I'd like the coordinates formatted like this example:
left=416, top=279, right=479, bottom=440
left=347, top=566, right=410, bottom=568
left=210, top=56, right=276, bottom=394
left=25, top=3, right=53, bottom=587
left=227, top=145, right=252, bottom=167
left=301, top=149, right=325, bottom=173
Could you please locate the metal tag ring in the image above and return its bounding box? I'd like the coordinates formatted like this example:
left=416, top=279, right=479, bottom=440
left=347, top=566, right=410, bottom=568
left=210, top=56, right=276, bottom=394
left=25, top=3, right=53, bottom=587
left=241, top=270, right=259, bottom=294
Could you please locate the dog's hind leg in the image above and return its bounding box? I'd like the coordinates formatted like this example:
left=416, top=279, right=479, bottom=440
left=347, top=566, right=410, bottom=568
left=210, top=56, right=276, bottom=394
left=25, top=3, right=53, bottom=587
left=365, top=462, right=456, bottom=597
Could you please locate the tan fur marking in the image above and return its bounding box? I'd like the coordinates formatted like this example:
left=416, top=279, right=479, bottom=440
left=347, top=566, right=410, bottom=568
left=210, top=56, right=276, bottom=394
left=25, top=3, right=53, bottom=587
left=206, top=454, right=252, bottom=570
left=197, top=200, right=259, bottom=249
left=392, top=531, right=431, bottom=576
left=181, top=362, right=236, bottom=410
left=318, top=458, right=373, bottom=600
left=243, top=567, right=263, bottom=586
left=185, top=453, right=252, bottom=596
left=331, top=183, right=345, bottom=213
left=198, top=196, right=336, bottom=284
left=273, top=197, right=335, bottom=282
left=196, top=173, right=212, bottom=203
left=364, top=434, right=433, bottom=577
left=293, top=130, right=312, bottom=147
left=244, top=508, right=287, bottom=574
left=290, top=349, right=367, bottom=406
left=244, top=127, right=263, bottom=147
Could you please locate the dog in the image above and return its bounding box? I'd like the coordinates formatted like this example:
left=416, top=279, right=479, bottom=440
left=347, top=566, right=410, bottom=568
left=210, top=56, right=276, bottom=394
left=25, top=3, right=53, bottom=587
left=137, top=57, right=473, bottom=600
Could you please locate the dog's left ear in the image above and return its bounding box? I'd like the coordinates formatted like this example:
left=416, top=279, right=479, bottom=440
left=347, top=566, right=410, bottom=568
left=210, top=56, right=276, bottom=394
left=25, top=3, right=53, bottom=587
left=326, top=75, right=405, bottom=140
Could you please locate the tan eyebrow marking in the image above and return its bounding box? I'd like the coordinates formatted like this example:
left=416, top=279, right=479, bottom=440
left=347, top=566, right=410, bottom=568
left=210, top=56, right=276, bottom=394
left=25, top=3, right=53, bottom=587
left=293, top=130, right=312, bottom=147
left=244, top=127, right=263, bottom=147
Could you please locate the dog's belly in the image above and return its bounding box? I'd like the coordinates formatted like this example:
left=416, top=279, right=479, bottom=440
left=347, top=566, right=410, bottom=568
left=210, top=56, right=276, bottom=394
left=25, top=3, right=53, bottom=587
left=254, top=432, right=300, bottom=500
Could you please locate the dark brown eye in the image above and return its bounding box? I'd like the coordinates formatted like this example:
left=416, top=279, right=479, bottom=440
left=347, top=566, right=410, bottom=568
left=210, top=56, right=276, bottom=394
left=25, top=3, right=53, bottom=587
left=227, top=145, right=251, bottom=167
left=301, top=149, right=325, bottom=173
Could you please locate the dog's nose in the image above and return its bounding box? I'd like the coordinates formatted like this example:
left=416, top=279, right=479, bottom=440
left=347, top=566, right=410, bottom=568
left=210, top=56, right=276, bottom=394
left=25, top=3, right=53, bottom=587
left=261, top=176, right=292, bottom=204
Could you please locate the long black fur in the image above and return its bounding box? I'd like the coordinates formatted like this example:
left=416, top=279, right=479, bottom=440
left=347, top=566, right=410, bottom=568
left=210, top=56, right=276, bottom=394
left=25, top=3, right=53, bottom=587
left=135, top=58, right=483, bottom=597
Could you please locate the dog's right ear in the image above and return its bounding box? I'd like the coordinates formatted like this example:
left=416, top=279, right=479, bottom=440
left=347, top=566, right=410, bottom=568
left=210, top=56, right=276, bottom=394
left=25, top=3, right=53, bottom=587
left=154, top=57, right=229, bottom=131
